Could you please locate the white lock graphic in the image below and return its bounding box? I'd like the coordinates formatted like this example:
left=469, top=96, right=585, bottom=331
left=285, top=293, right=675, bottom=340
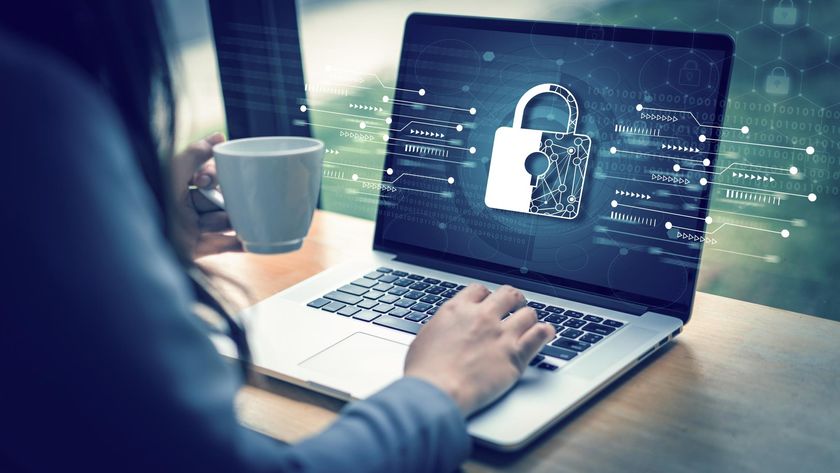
left=484, top=83, right=592, bottom=220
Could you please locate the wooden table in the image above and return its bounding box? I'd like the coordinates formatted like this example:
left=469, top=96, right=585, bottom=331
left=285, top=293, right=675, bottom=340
left=200, top=210, right=840, bottom=473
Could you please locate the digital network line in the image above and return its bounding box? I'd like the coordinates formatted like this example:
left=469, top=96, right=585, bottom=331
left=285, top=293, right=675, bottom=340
left=325, top=65, right=424, bottom=95
left=637, top=104, right=748, bottom=133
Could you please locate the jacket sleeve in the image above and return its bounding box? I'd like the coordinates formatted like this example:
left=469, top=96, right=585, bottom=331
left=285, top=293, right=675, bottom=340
left=0, top=36, right=470, bottom=473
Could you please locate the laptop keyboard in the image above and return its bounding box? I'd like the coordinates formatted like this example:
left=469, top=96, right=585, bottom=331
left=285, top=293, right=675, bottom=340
left=307, top=267, right=625, bottom=371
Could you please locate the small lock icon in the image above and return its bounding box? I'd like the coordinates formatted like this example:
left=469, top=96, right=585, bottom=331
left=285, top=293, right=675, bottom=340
left=772, top=0, right=797, bottom=26
left=485, top=83, right=591, bottom=220
left=765, top=66, right=790, bottom=95
left=678, top=60, right=701, bottom=87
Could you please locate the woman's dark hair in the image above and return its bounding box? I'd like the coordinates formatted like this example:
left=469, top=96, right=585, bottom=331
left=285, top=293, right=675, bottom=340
left=1, top=0, right=250, bottom=366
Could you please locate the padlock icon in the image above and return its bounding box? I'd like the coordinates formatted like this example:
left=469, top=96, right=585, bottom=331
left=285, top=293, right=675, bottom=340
left=678, top=60, right=701, bottom=87
left=765, top=66, right=790, bottom=95
left=772, top=0, right=797, bottom=26
left=485, top=83, right=591, bottom=220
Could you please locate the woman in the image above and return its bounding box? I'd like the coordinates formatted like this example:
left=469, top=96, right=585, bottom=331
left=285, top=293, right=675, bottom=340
left=0, top=2, right=554, bottom=472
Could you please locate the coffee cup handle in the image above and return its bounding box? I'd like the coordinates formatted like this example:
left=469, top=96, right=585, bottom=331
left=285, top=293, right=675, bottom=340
left=198, top=187, right=226, bottom=209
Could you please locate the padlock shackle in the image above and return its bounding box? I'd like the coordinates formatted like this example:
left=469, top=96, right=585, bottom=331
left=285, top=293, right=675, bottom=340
left=512, top=83, right=579, bottom=134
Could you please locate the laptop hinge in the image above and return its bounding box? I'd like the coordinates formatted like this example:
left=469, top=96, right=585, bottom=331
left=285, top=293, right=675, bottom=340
left=394, top=252, right=648, bottom=316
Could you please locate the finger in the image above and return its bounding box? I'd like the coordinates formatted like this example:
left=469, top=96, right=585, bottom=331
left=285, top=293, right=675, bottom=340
left=515, top=322, right=555, bottom=367
left=192, top=159, right=217, bottom=189
left=198, top=211, right=232, bottom=233
left=479, top=285, right=526, bottom=318
left=181, top=132, right=225, bottom=175
left=451, top=283, right=490, bottom=303
left=502, top=306, right=539, bottom=337
left=194, top=234, right=243, bottom=258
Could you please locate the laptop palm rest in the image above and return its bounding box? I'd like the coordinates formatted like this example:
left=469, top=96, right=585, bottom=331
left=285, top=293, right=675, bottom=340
left=299, top=332, right=408, bottom=396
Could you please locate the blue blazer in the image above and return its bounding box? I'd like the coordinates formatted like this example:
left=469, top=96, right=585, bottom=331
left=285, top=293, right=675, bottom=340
left=0, top=36, right=469, bottom=472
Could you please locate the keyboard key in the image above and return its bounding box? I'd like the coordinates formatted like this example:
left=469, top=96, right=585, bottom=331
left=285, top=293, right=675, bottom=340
left=537, top=362, right=558, bottom=371
left=423, top=277, right=441, bottom=284
left=357, top=299, right=378, bottom=310
left=376, top=267, right=393, bottom=273
left=426, top=307, right=438, bottom=315
left=379, top=274, right=398, bottom=283
left=379, top=294, right=399, bottom=304
left=373, top=303, right=395, bottom=313
left=373, top=315, right=421, bottom=334
left=419, top=295, right=441, bottom=304
left=389, top=307, right=410, bottom=318
left=456, top=285, right=467, bottom=290
left=424, top=286, right=446, bottom=295
left=583, top=315, right=603, bottom=323
left=337, top=306, right=361, bottom=317
left=546, top=305, right=564, bottom=313
left=391, top=270, right=408, bottom=277
left=373, top=283, right=393, bottom=292
left=535, top=309, right=550, bottom=319
left=552, top=338, right=590, bottom=352
left=527, top=301, right=546, bottom=309
left=582, top=322, right=616, bottom=336
left=307, top=298, right=330, bottom=309
left=338, top=284, right=368, bottom=296
left=407, top=274, right=425, bottom=280
left=580, top=333, right=603, bottom=344
left=404, top=290, right=425, bottom=300
left=442, top=289, right=460, bottom=298
left=393, top=278, right=414, bottom=287
left=409, top=282, right=430, bottom=291
left=394, top=298, right=416, bottom=308
left=324, top=291, right=362, bottom=305
left=439, top=281, right=458, bottom=288
left=363, top=290, right=385, bottom=300
left=560, top=328, right=584, bottom=339
left=603, top=319, right=624, bottom=328
left=388, top=287, right=409, bottom=296
left=351, top=278, right=377, bottom=289
left=353, top=311, right=380, bottom=322
left=410, top=302, right=433, bottom=312
left=540, top=345, right=577, bottom=361
left=405, top=311, right=427, bottom=322
left=544, top=314, right=568, bottom=324
left=529, top=354, right=545, bottom=366
left=321, top=301, right=345, bottom=313
left=550, top=323, right=564, bottom=333
left=364, top=271, right=384, bottom=280
left=563, top=318, right=586, bottom=329
left=435, top=299, right=447, bottom=306
left=564, top=310, right=584, bottom=318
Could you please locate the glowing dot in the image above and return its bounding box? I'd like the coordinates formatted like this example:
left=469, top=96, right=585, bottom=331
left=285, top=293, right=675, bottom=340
left=673, top=164, right=681, bottom=172
left=808, top=193, right=817, bottom=202
left=386, top=167, right=393, bottom=175
left=780, top=229, right=790, bottom=238
left=469, top=107, right=477, bottom=115
left=665, top=221, right=673, bottom=229
left=385, top=117, right=392, bottom=124
left=469, top=146, right=476, bottom=154
left=359, top=121, right=366, bottom=129
left=299, top=105, right=307, bottom=112
left=383, top=135, right=389, bottom=142
left=705, top=216, right=713, bottom=224
left=789, top=166, right=798, bottom=175
left=382, top=95, right=389, bottom=103
left=456, top=124, right=464, bottom=132
left=636, top=104, right=644, bottom=111
left=351, top=174, right=359, bottom=181
left=611, top=200, right=618, bottom=208
left=447, top=177, right=455, bottom=184
left=703, top=158, right=711, bottom=166
left=609, top=146, right=617, bottom=154
left=805, top=146, right=815, bottom=155
left=741, top=126, right=749, bottom=134
left=418, top=88, right=426, bottom=96
left=700, top=177, right=708, bottom=186
left=699, top=134, right=707, bottom=143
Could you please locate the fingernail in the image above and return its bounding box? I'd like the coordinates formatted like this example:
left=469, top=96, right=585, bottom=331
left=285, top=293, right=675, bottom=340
left=196, top=174, right=212, bottom=188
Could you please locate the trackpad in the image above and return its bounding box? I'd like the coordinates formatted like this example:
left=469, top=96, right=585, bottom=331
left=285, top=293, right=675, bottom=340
left=299, top=332, right=408, bottom=397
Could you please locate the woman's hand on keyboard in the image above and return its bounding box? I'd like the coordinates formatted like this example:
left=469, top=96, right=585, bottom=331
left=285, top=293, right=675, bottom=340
left=404, top=284, right=555, bottom=416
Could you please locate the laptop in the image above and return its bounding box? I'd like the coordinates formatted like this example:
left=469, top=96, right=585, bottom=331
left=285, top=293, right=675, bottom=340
left=241, top=13, right=734, bottom=450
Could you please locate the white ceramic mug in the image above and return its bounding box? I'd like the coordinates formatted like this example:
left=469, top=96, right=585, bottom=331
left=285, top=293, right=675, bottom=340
left=200, top=136, right=324, bottom=254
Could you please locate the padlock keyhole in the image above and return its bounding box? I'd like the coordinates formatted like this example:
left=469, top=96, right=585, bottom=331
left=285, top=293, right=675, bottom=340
left=524, top=151, right=550, bottom=186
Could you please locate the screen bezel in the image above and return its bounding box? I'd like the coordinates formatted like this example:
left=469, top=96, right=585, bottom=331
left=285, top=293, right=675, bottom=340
left=373, top=13, right=735, bottom=323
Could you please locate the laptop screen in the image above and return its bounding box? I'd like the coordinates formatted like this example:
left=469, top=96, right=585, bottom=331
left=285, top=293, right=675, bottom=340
left=374, top=14, right=734, bottom=318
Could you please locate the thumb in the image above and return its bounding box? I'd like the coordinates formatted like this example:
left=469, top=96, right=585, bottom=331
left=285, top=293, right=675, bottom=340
left=182, top=132, right=226, bottom=172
